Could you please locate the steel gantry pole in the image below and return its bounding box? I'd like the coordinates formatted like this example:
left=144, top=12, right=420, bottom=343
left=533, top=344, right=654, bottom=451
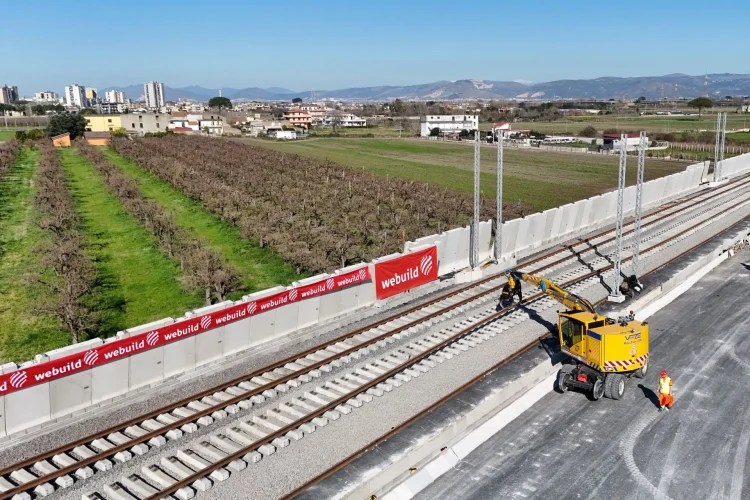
left=718, top=111, right=727, bottom=180
left=631, top=131, right=646, bottom=286
left=608, top=133, right=627, bottom=302
left=471, top=129, right=480, bottom=268
left=495, top=131, right=503, bottom=262
left=714, top=112, right=722, bottom=181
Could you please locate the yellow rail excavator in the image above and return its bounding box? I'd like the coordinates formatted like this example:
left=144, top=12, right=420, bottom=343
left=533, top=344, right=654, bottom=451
left=501, top=270, right=650, bottom=400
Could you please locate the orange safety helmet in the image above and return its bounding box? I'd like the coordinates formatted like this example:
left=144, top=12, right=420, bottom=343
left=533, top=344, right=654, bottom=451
left=660, top=370, right=668, bottom=377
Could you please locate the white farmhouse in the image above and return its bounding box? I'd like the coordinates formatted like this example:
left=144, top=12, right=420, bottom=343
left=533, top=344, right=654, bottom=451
left=420, top=115, right=478, bottom=137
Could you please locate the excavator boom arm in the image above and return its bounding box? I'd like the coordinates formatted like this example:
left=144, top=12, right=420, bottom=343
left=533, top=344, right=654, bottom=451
left=507, top=270, right=596, bottom=313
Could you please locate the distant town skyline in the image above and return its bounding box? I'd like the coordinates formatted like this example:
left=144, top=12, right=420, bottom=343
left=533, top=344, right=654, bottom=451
left=2, top=0, right=748, bottom=95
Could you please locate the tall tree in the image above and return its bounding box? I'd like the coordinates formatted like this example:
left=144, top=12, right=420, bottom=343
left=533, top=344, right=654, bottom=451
left=390, top=98, right=405, bottom=115
left=45, top=112, right=87, bottom=139
left=292, top=97, right=303, bottom=103
left=208, top=96, right=232, bottom=109
left=687, top=97, right=714, bottom=117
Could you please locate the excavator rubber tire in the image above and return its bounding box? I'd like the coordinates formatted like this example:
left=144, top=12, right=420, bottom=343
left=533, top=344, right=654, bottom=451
left=634, top=361, right=648, bottom=379
left=604, top=373, right=625, bottom=400
left=589, top=377, right=604, bottom=401
left=556, top=365, right=575, bottom=393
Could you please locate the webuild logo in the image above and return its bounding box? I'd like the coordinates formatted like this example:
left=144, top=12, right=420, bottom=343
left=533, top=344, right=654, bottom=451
left=300, top=282, right=327, bottom=299
left=214, top=306, right=249, bottom=325
left=0, top=371, right=28, bottom=392
left=146, top=331, right=159, bottom=346
left=259, top=293, right=289, bottom=311
left=83, top=349, right=99, bottom=366
left=289, top=289, right=298, bottom=301
left=326, top=278, right=335, bottom=290
left=246, top=302, right=257, bottom=315
left=374, top=247, right=438, bottom=300
left=200, top=316, right=212, bottom=329
left=103, top=339, right=147, bottom=360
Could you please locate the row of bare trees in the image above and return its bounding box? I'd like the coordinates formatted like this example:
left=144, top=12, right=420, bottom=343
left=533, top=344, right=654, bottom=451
left=33, top=141, right=98, bottom=344
left=75, top=141, right=240, bottom=304
left=112, top=136, right=532, bottom=274
left=0, top=139, right=21, bottom=175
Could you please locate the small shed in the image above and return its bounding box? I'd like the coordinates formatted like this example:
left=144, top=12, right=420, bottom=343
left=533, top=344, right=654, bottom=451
left=84, top=131, right=111, bottom=146
left=51, top=132, right=71, bottom=148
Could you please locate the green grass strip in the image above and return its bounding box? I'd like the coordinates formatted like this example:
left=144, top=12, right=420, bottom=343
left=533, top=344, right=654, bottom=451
left=0, top=147, right=69, bottom=362
left=59, top=147, right=202, bottom=336
left=102, top=147, right=302, bottom=292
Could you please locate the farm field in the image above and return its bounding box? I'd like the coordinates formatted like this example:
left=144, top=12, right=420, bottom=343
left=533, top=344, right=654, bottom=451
left=486, top=113, right=749, bottom=135
left=101, top=148, right=301, bottom=292
left=242, top=137, right=689, bottom=211
left=0, top=130, right=15, bottom=141
left=311, top=127, right=405, bottom=137
left=0, top=147, right=67, bottom=362
left=59, top=147, right=203, bottom=339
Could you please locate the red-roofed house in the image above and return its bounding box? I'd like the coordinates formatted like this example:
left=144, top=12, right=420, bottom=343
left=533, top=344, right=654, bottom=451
left=284, top=108, right=312, bottom=127
left=493, top=122, right=511, bottom=137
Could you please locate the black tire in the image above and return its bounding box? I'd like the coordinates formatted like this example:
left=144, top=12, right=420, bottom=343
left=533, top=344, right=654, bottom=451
left=634, top=360, right=648, bottom=379
left=590, top=377, right=604, bottom=401
left=604, top=373, right=625, bottom=400
left=556, top=365, right=576, bottom=393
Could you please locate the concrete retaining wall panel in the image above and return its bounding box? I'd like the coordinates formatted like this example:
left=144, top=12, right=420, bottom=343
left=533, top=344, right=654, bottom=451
left=50, top=371, right=92, bottom=419
left=579, top=198, right=594, bottom=228
left=42, top=339, right=103, bottom=362
left=501, top=219, right=520, bottom=256
left=478, top=220, right=493, bottom=263
left=336, top=287, right=360, bottom=315
left=515, top=217, right=532, bottom=252
left=223, top=317, right=251, bottom=356
left=190, top=303, right=232, bottom=367
left=359, top=265, right=377, bottom=306
left=128, top=347, right=164, bottom=390
left=529, top=213, right=547, bottom=248
left=318, top=289, right=342, bottom=322
left=275, top=301, right=300, bottom=336
left=293, top=275, right=327, bottom=329
left=442, top=228, right=463, bottom=272
left=549, top=207, right=565, bottom=240
left=195, top=327, right=225, bottom=367
left=162, top=333, right=196, bottom=378
left=91, top=355, right=129, bottom=404
left=5, top=383, right=50, bottom=435
left=244, top=287, right=284, bottom=346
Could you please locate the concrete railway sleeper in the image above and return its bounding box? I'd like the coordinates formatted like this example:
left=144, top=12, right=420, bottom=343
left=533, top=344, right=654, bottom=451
left=89, top=210, right=750, bottom=500
left=0, top=177, right=748, bottom=500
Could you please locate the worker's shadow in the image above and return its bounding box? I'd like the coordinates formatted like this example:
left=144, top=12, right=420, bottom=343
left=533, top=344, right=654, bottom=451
left=637, top=384, right=660, bottom=409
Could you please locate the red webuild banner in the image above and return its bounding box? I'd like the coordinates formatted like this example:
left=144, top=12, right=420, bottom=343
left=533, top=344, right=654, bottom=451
left=374, top=246, right=438, bottom=300
left=0, top=266, right=371, bottom=396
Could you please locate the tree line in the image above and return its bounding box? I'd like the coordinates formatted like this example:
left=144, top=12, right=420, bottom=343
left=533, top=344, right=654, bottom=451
left=0, top=139, right=21, bottom=175
left=75, top=141, right=241, bottom=304
left=112, top=136, right=532, bottom=275
left=32, top=141, right=99, bottom=344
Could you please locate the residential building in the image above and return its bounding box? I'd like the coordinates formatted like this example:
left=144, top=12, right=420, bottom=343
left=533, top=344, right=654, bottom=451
left=96, top=102, right=126, bottom=114
left=105, top=90, right=125, bottom=103
left=84, top=131, right=111, bottom=146
left=33, top=91, right=59, bottom=103
left=492, top=122, right=512, bottom=137
left=121, top=112, right=171, bottom=136
left=322, top=113, right=367, bottom=127
left=283, top=108, right=312, bottom=127
left=144, top=81, right=165, bottom=109
left=0, top=85, right=19, bottom=104
left=199, top=114, right=224, bottom=135
left=85, top=88, right=97, bottom=101
left=271, top=130, right=297, bottom=140
left=419, top=115, right=479, bottom=137
left=602, top=133, right=647, bottom=151
left=85, top=115, right=122, bottom=133
left=64, top=84, right=87, bottom=108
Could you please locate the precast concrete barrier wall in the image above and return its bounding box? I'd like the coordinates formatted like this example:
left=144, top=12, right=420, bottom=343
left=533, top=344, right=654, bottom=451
left=3, top=154, right=750, bottom=438
left=0, top=250, right=428, bottom=437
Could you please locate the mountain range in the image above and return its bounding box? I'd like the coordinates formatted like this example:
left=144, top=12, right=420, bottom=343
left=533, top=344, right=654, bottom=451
left=102, top=73, right=750, bottom=102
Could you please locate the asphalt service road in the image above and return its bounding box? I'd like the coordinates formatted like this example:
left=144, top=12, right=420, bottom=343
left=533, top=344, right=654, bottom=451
left=416, top=248, right=750, bottom=500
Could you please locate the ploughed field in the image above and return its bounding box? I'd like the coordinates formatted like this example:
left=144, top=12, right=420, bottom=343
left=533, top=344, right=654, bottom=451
left=244, top=137, right=689, bottom=211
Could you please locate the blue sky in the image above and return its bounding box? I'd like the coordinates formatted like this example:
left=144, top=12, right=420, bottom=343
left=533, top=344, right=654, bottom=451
left=2, top=0, right=747, bottom=95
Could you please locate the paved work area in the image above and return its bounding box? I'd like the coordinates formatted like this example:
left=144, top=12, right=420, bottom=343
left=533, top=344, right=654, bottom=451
left=415, top=246, right=750, bottom=500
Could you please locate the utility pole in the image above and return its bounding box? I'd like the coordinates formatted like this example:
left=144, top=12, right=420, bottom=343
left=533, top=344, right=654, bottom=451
left=719, top=111, right=727, bottom=177
left=714, top=112, right=723, bottom=181
left=495, top=130, right=503, bottom=262
left=631, top=131, right=646, bottom=286
left=471, top=129, right=480, bottom=268
left=608, top=133, right=627, bottom=302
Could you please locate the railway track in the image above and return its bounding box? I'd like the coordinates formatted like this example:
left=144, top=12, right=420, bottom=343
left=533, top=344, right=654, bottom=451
left=1, top=176, right=749, bottom=500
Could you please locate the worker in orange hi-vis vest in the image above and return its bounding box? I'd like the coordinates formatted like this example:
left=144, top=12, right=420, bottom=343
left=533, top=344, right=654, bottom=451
left=658, top=370, right=674, bottom=412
